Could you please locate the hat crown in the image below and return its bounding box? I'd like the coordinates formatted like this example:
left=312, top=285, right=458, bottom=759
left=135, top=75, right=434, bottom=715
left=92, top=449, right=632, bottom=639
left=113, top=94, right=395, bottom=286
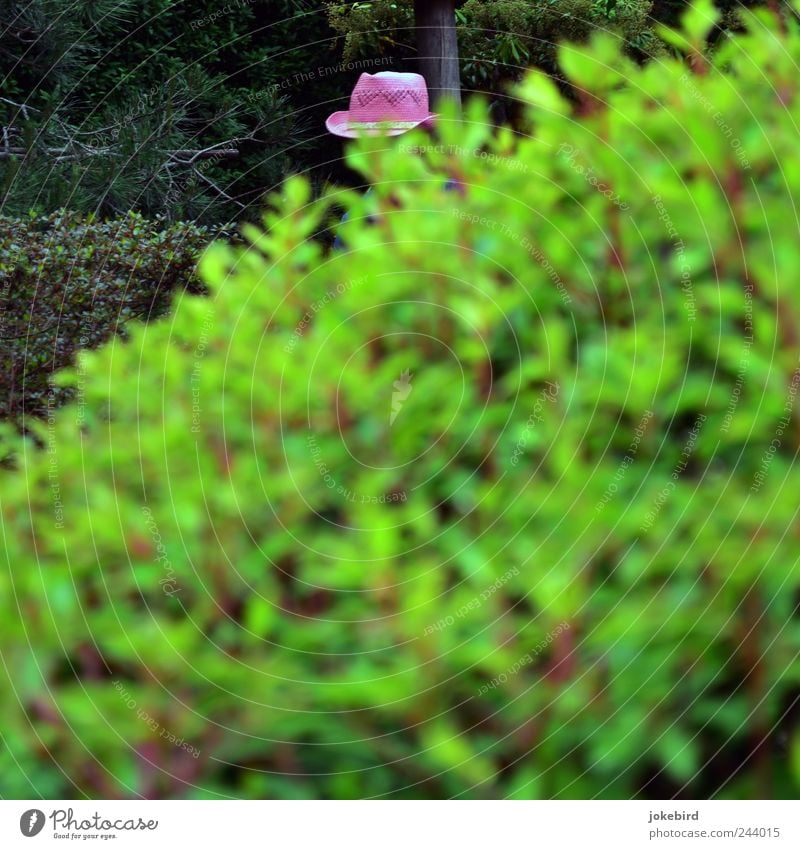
left=349, top=72, right=430, bottom=122
left=325, top=71, right=436, bottom=138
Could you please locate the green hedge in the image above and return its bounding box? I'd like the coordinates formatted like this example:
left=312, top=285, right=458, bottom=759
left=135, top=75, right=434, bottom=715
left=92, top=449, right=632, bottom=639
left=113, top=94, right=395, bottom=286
left=2, top=1, right=800, bottom=799
left=0, top=212, right=214, bottom=421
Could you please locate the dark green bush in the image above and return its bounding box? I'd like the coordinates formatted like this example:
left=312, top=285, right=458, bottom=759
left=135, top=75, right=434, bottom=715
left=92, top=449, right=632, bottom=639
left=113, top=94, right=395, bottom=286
left=0, top=211, right=215, bottom=421
left=2, top=1, right=800, bottom=799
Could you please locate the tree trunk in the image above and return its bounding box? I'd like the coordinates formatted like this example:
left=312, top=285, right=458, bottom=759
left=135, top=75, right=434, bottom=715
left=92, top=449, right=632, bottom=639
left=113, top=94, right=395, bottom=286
left=414, top=0, right=461, bottom=109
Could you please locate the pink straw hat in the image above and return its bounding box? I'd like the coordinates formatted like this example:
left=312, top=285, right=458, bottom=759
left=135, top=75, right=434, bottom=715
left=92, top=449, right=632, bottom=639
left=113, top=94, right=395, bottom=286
left=326, top=71, right=437, bottom=138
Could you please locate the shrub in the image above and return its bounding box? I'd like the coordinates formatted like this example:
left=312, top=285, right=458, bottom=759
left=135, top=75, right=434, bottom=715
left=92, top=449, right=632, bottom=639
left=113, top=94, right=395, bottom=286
left=2, top=1, right=800, bottom=799
left=0, top=211, right=215, bottom=422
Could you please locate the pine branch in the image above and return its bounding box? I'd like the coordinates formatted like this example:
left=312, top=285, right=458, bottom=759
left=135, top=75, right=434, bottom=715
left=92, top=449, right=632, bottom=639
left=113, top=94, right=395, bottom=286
left=0, top=146, right=240, bottom=161
left=191, top=168, right=247, bottom=209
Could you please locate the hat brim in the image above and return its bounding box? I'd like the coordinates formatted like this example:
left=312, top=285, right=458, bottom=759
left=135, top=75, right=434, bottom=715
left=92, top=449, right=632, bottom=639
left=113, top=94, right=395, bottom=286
left=325, top=111, right=438, bottom=139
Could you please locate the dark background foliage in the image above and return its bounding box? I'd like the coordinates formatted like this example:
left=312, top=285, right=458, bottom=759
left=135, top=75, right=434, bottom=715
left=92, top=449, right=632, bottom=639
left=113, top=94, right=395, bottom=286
left=0, top=1, right=347, bottom=222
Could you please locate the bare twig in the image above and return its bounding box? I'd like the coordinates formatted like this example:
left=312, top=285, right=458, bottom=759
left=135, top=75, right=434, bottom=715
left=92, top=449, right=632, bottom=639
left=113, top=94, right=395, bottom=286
left=164, top=140, right=244, bottom=166
left=0, top=96, right=36, bottom=120
left=191, top=168, right=247, bottom=209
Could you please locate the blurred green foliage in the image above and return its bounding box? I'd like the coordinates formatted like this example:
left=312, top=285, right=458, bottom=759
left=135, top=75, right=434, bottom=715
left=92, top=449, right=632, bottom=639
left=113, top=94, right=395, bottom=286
left=2, top=1, right=800, bottom=799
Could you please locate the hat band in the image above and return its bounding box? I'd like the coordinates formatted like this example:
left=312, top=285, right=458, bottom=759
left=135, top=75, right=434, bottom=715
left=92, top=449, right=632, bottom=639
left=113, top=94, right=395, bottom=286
left=345, top=120, right=423, bottom=129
